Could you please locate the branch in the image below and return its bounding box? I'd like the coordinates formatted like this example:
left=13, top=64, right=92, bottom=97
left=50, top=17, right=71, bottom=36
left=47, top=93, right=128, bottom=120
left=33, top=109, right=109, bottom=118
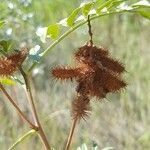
left=20, top=68, right=51, bottom=150
left=0, top=83, right=37, bottom=130
left=65, top=118, right=78, bottom=150
left=8, top=130, right=36, bottom=150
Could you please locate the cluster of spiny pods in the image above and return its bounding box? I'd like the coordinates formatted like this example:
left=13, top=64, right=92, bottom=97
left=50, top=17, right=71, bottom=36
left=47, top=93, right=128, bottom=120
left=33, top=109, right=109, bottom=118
left=0, top=48, right=28, bottom=76
left=52, top=41, right=126, bottom=120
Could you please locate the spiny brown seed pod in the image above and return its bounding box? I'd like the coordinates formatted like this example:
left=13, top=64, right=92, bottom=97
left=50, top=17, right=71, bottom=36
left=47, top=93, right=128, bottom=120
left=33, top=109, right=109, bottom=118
left=75, top=43, right=125, bottom=74
left=93, top=68, right=126, bottom=92
left=52, top=42, right=126, bottom=120
left=52, top=66, right=80, bottom=80
left=0, top=58, right=17, bottom=76
left=7, top=48, right=28, bottom=65
left=75, top=43, right=108, bottom=63
left=0, top=48, right=28, bottom=76
left=71, top=95, right=91, bottom=120
left=52, top=42, right=126, bottom=98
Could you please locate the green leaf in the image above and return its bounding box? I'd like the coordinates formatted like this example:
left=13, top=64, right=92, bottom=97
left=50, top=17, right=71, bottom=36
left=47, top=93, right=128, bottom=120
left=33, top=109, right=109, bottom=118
left=82, top=2, right=94, bottom=17
left=0, top=40, right=12, bottom=52
left=95, top=0, right=105, bottom=6
left=132, top=0, right=150, bottom=7
left=132, top=0, right=150, bottom=19
left=0, top=20, right=5, bottom=28
left=47, top=24, right=60, bottom=39
left=0, top=77, right=16, bottom=85
left=67, top=7, right=81, bottom=27
left=67, top=2, right=95, bottom=27
left=139, top=9, right=150, bottom=19
left=107, top=0, right=127, bottom=10
left=96, top=0, right=129, bottom=13
left=97, top=0, right=114, bottom=13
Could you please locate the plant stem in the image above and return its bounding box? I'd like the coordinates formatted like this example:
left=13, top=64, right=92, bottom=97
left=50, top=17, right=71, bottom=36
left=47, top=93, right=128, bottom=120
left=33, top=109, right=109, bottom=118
left=0, top=83, right=37, bottom=130
left=28, top=10, right=135, bottom=74
left=65, top=118, right=78, bottom=150
left=20, top=68, right=51, bottom=150
left=8, top=130, right=36, bottom=150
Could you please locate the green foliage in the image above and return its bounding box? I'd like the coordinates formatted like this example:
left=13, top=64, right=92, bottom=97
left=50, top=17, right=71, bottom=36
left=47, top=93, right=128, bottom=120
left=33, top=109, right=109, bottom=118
left=67, top=7, right=81, bottom=27
left=36, top=0, right=150, bottom=50
left=132, top=0, right=150, bottom=19
left=0, top=77, right=16, bottom=85
left=0, top=20, right=5, bottom=29
left=0, top=40, right=12, bottom=53
left=47, top=24, right=60, bottom=39
left=82, top=2, right=94, bottom=17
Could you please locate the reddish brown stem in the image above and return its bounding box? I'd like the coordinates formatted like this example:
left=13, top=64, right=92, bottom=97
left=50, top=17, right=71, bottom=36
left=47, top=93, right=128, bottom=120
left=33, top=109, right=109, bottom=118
left=88, top=15, right=93, bottom=46
left=20, top=68, right=51, bottom=150
left=65, top=118, right=78, bottom=150
left=0, top=83, right=37, bottom=130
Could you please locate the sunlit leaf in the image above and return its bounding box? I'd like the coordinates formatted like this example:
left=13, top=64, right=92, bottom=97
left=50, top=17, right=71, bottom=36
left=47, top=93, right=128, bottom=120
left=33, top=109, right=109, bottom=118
left=36, top=27, right=48, bottom=43
left=67, top=7, right=81, bottom=26
left=0, top=20, right=5, bottom=29
left=97, top=0, right=114, bottom=13
left=95, top=0, right=105, bottom=6
left=47, top=24, right=60, bottom=39
left=132, top=0, right=150, bottom=7
left=82, top=2, right=94, bottom=17
left=67, top=1, right=94, bottom=27
left=139, top=9, right=150, bottom=19
left=0, top=77, right=16, bottom=85
left=132, top=0, right=150, bottom=19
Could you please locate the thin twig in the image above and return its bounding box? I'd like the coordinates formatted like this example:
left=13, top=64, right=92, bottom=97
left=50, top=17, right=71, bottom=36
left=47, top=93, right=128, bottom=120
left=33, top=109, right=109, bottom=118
left=0, top=83, right=37, bottom=130
left=20, top=68, right=51, bottom=150
left=65, top=118, right=78, bottom=150
left=88, top=15, right=93, bottom=46
left=8, top=130, right=36, bottom=150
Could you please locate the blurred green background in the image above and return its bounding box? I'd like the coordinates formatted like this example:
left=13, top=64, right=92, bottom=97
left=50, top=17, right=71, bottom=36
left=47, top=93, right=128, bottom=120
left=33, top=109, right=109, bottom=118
left=0, top=0, right=150, bottom=150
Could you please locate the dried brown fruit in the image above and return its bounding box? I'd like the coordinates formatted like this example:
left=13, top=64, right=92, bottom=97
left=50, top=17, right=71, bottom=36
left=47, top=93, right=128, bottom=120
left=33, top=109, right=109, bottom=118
left=0, top=48, right=28, bottom=76
left=71, top=95, right=91, bottom=120
left=52, top=66, right=80, bottom=80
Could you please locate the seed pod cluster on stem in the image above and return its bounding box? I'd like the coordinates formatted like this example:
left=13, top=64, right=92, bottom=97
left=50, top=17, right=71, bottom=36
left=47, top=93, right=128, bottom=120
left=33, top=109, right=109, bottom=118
left=52, top=15, right=127, bottom=149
